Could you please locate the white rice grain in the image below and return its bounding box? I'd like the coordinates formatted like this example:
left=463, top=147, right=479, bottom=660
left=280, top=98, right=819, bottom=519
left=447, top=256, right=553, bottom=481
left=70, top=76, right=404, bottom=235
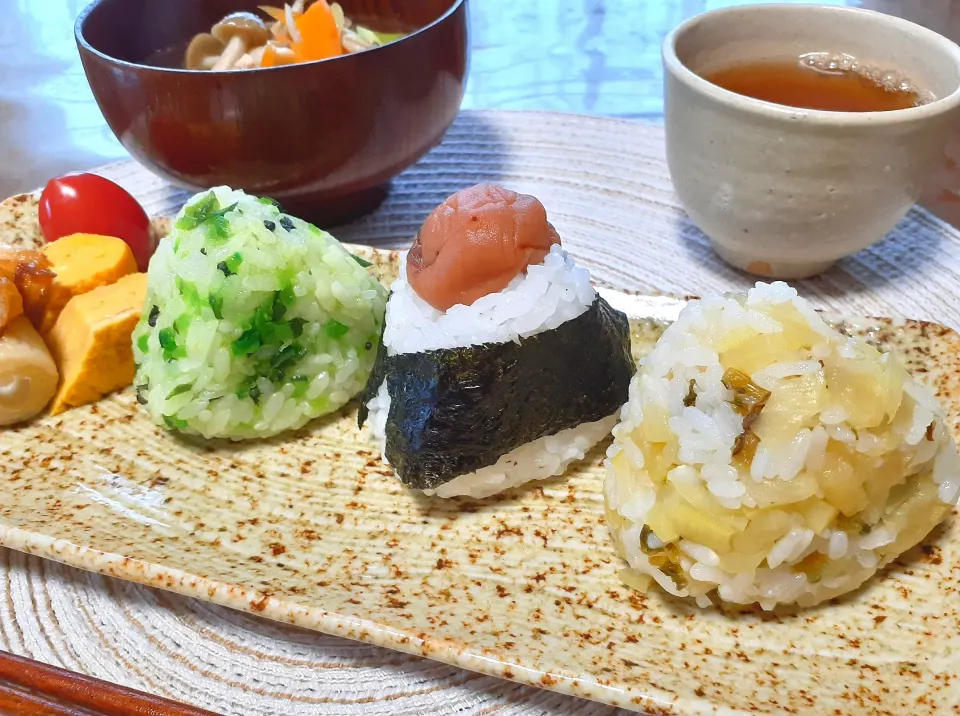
left=828, top=530, right=849, bottom=560
left=752, top=360, right=822, bottom=390
left=826, top=423, right=857, bottom=443
left=859, top=526, right=895, bottom=551
left=767, top=528, right=814, bottom=569
left=819, top=405, right=849, bottom=425
left=681, top=541, right=721, bottom=567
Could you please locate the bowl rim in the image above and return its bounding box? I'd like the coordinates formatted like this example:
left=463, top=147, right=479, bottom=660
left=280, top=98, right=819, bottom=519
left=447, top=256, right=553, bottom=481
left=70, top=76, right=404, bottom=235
left=74, top=0, right=466, bottom=74
left=662, top=3, right=960, bottom=126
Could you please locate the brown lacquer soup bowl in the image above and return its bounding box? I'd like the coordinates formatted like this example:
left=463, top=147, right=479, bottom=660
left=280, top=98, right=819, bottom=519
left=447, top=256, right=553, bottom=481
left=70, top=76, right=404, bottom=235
left=75, top=0, right=468, bottom=224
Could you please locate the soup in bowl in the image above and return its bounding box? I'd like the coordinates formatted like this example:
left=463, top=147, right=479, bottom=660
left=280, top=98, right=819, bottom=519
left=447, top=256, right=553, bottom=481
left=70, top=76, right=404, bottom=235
left=75, top=0, right=469, bottom=225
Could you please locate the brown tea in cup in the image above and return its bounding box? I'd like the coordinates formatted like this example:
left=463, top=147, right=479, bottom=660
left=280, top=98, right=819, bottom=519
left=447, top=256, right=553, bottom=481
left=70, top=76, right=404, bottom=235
left=662, top=4, right=960, bottom=279
left=703, top=53, right=926, bottom=112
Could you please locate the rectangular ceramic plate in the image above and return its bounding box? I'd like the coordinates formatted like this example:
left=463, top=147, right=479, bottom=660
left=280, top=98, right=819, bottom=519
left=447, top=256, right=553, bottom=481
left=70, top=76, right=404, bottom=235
left=3, top=241, right=960, bottom=714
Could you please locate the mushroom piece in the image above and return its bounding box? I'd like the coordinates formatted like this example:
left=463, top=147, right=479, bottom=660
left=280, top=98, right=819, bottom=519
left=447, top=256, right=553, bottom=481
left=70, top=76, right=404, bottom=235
left=211, top=12, right=271, bottom=71
left=184, top=33, right=225, bottom=70
left=234, top=53, right=256, bottom=70
left=234, top=45, right=268, bottom=70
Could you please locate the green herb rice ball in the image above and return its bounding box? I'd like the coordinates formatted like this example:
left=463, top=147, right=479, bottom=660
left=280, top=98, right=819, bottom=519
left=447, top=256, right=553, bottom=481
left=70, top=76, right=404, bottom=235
left=133, top=187, right=387, bottom=440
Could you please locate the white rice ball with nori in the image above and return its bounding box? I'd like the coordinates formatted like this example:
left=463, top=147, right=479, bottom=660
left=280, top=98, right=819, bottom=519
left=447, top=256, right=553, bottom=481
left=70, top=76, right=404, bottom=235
left=365, top=245, right=622, bottom=498
left=605, top=281, right=960, bottom=609
left=359, top=184, right=634, bottom=499
left=133, top=187, right=387, bottom=440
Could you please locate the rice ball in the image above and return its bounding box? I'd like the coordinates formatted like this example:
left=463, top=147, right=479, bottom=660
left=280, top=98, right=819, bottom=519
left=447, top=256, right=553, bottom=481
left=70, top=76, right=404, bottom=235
left=133, top=187, right=387, bottom=440
left=604, top=281, right=960, bottom=609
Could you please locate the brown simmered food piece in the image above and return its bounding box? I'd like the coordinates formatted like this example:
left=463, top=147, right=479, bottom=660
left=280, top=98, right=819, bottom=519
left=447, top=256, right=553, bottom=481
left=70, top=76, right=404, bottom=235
left=0, top=247, right=61, bottom=328
left=0, top=277, right=23, bottom=333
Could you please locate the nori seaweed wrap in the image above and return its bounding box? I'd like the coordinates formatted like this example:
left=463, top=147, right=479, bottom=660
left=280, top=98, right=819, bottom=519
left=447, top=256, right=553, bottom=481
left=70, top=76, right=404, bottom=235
left=360, top=296, right=634, bottom=490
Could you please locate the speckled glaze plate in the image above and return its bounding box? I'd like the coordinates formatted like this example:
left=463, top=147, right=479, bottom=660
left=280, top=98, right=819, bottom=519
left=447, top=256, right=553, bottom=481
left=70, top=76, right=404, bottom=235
left=3, top=185, right=960, bottom=715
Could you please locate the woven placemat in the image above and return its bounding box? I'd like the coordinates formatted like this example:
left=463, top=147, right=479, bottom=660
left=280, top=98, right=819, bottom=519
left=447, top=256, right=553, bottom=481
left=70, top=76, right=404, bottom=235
left=3, top=109, right=960, bottom=716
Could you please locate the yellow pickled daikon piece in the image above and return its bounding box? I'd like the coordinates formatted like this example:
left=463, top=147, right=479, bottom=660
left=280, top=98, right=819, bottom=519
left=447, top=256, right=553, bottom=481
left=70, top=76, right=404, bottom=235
left=823, top=340, right=903, bottom=430
left=818, top=447, right=869, bottom=516
left=753, top=372, right=827, bottom=445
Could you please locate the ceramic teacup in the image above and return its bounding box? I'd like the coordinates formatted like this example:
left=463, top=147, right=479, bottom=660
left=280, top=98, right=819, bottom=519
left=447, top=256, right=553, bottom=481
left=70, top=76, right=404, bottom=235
left=663, top=4, right=960, bottom=279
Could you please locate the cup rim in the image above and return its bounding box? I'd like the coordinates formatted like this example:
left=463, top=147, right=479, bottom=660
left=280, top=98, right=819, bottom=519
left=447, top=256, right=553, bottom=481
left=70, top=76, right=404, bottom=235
left=662, top=3, right=960, bottom=125
left=74, top=0, right=465, bottom=75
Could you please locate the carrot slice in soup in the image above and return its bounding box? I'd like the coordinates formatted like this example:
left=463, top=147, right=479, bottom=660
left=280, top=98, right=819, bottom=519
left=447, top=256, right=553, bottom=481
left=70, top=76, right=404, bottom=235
left=294, top=0, right=343, bottom=61
left=262, top=44, right=280, bottom=67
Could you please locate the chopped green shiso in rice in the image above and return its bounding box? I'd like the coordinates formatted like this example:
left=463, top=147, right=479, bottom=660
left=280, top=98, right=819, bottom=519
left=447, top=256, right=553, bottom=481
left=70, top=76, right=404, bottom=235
left=133, top=187, right=387, bottom=440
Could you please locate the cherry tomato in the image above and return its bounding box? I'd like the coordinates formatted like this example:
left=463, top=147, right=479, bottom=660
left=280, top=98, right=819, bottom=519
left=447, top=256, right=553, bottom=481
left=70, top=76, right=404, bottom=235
left=39, top=173, right=155, bottom=271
